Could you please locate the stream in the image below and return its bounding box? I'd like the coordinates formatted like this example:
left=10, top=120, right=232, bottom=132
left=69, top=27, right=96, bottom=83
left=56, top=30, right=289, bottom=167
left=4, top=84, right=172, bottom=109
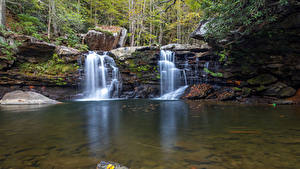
left=0, top=100, right=299, bottom=169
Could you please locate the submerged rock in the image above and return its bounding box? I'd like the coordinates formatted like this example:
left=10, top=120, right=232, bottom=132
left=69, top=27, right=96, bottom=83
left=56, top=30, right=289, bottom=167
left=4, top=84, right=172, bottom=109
left=0, top=90, right=59, bottom=105
left=96, top=161, right=128, bottom=169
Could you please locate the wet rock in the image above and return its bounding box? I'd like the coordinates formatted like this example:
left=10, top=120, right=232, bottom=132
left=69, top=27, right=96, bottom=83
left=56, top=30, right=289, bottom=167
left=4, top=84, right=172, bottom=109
left=217, top=88, right=236, bottom=101
left=247, top=74, right=277, bottom=86
left=134, top=85, right=159, bottom=98
left=266, top=64, right=284, bottom=69
left=273, top=100, right=295, bottom=105
left=97, top=161, right=128, bottom=169
left=223, top=72, right=234, bottom=79
left=182, top=84, right=213, bottom=99
left=263, top=82, right=287, bottom=96
left=0, top=90, right=59, bottom=105
left=84, top=26, right=127, bottom=51
left=279, top=87, right=296, bottom=98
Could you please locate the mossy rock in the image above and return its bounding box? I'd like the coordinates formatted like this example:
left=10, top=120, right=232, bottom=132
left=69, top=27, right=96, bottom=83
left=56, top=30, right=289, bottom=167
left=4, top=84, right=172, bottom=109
left=247, top=74, right=277, bottom=85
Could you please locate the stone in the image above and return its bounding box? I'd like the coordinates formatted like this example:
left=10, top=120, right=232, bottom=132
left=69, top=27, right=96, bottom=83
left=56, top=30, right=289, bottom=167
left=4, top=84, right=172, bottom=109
left=84, top=26, right=127, bottom=51
left=96, top=161, right=128, bottom=169
left=247, top=74, right=277, bottom=85
left=266, top=64, right=284, bottom=69
left=182, top=84, right=213, bottom=99
left=16, top=35, right=56, bottom=63
left=279, top=87, right=296, bottom=98
left=110, top=46, right=147, bottom=60
left=273, top=100, right=295, bottom=105
left=223, top=72, right=234, bottom=79
left=56, top=46, right=80, bottom=56
left=190, top=20, right=209, bottom=40
left=263, top=82, right=288, bottom=96
left=161, top=43, right=209, bottom=52
left=0, top=90, right=59, bottom=105
left=217, top=88, right=236, bottom=101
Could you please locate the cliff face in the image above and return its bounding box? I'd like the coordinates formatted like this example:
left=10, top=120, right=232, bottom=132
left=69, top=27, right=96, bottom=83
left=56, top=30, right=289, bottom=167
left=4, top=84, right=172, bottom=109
left=0, top=34, right=82, bottom=100
left=188, top=1, right=300, bottom=103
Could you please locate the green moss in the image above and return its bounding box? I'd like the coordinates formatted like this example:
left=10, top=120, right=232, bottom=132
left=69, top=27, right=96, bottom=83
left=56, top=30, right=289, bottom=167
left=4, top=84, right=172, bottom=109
left=204, top=68, right=223, bottom=78
left=19, top=54, right=78, bottom=76
left=233, top=87, right=242, bottom=91
left=247, top=74, right=277, bottom=85
left=90, top=27, right=115, bottom=36
left=256, top=85, right=267, bottom=92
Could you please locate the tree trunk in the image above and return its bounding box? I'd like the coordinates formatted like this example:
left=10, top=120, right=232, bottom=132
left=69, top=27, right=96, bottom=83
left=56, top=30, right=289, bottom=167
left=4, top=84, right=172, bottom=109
left=0, top=0, right=6, bottom=28
left=159, top=13, right=163, bottom=45
left=52, top=0, right=57, bottom=36
left=149, top=0, right=153, bottom=45
left=47, top=0, right=52, bottom=39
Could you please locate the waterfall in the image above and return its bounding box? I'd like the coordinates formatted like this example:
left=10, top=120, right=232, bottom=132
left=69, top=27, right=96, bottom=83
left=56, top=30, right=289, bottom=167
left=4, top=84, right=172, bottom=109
left=158, top=50, right=188, bottom=100
left=81, top=51, right=120, bottom=100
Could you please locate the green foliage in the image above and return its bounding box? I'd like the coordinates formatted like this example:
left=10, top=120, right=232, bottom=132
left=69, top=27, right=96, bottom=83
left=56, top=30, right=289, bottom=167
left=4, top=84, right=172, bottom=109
left=204, top=68, right=223, bottom=77
left=10, top=14, right=46, bottom=35
left=0, top=41, right=17, bottom=59
left=200, top=0, right=290, bottom=40
left=19, top=54, right=78, bottom=76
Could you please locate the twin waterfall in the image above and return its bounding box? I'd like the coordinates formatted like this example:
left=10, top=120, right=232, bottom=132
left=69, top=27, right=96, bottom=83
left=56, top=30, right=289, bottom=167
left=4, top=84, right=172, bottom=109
left=81, top=50, right=187, bottom=100
left=82, top=51, right=120, bottom=100
left=158, top=50, right=188, bottom=100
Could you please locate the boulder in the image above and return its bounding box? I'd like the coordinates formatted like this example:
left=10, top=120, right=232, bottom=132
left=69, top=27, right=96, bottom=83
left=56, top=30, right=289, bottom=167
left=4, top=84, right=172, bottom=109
left=279, top=87, right=296, bottom=98
left=182, top=84, right=213, bottom=99
left=264, top=82, right=288, bottom=96
left=263, top=82, right=296, bottom=98
left=190, top=20, right=209, bottom=40
left=84, top=26, right=127, bottom=51
left=217, top=88, right=236, bottom=101
left=56, top=46, right=80, bottom=56
left=247, top=74, right=277, bottom=86
left=0, top=90, right=59, bottom=105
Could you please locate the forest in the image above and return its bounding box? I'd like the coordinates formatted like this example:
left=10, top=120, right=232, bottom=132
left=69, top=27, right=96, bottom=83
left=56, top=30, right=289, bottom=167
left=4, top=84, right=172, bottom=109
left=1, top=0, right=290, bottom=49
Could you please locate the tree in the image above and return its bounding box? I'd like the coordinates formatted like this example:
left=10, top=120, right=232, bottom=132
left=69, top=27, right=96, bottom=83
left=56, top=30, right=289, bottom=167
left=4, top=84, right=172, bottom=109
left=0, top=0, right=5, bottom=27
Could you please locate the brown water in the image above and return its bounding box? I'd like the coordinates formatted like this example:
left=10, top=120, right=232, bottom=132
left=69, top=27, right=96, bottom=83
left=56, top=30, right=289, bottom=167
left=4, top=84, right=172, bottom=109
left=0, top=100, right=300, bottom=169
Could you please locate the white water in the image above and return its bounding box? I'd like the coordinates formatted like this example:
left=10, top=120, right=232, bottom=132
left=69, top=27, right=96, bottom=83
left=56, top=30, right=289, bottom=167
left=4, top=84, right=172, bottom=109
left=158, top=50, right=187, bottom=100
left=80, top=51, right=120, bottom=101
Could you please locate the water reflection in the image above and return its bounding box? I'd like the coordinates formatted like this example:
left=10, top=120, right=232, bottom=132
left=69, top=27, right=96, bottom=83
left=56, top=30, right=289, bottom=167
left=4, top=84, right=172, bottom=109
left=85, top=101, right=121, bottom=155
left=159, top=101, right=188, bottom=150
left=0, top=104, right=51, bottom=113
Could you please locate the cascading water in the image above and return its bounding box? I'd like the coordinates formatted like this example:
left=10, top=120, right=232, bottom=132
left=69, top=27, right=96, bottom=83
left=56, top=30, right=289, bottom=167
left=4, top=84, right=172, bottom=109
left=158, top=50, right=188, bottom=100
left=81, top=51, right=120, bottom=100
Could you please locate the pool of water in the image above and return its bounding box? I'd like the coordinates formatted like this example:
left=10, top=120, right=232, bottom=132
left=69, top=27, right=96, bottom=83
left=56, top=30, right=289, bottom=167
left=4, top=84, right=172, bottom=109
left=0, top=100, right=300, bottom=169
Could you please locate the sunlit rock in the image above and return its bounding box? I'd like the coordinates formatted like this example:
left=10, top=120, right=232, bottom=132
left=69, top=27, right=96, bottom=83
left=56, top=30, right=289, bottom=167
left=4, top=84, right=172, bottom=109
left=0, top=90, right=59, bottom=105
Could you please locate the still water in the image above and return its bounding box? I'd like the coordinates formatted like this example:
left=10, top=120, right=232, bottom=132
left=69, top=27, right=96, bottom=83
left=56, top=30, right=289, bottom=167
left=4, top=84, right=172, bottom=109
left=0, top=100, right=299, bottom=169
